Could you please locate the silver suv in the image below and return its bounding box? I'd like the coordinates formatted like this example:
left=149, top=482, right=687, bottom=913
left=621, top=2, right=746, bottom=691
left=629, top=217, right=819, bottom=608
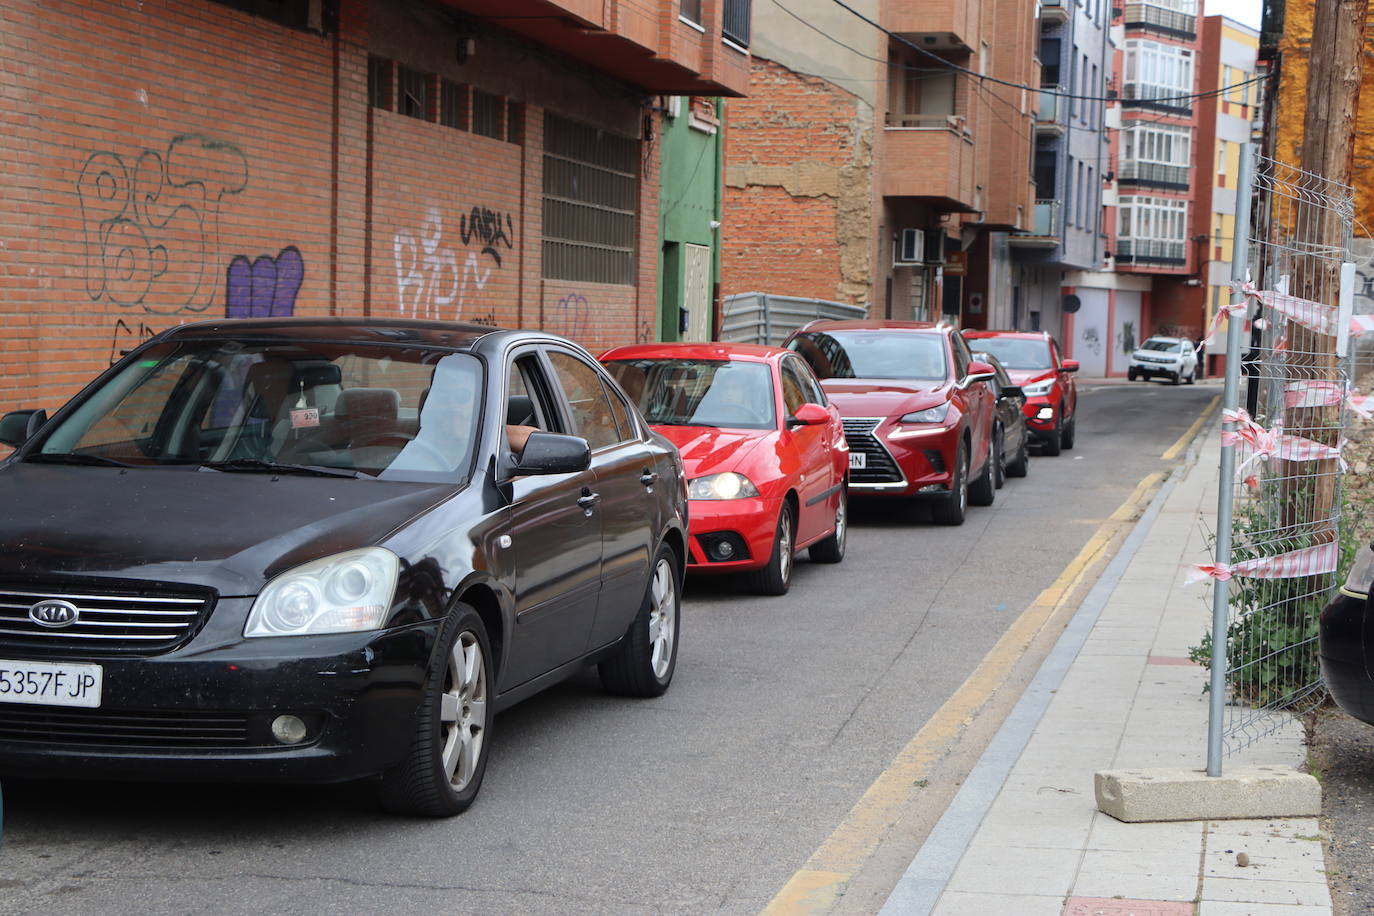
left=1128, top=336, right=1198, bottom=385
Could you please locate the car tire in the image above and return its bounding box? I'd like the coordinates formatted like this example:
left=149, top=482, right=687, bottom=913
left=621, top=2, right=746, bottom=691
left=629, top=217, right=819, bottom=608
left=1171, top=370, right=1182, bottom=386
left=1185, top=367, right=1196, bottom=385
left=599, top=546, right=680, bottom=697
left=378, top=604, right=492, bottom=817
left=992, top=425, right=1006, bottom=490
left=808, top=486, right=847, bottom=564
left=969, top=432, right=996, bottom=507
left=1006, top=431, right=1029, bottom=478
left=1128, top=367, right=1138, bottom=381
left=749, top=503, right=795, bottom=595
left=1040, top=419, right=1062, bottom=456
left=1061, top=415, right=1076, bottom=450
left=931, top=442, right=969, bottom=526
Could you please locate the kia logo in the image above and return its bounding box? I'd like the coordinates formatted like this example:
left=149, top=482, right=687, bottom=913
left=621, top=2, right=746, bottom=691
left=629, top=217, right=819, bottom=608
left=28, top=600, right=80, bottom=629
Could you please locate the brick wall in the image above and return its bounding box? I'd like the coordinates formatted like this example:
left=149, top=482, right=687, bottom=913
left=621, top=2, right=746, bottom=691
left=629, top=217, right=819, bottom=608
left=0, top=0, right=655, bottom=415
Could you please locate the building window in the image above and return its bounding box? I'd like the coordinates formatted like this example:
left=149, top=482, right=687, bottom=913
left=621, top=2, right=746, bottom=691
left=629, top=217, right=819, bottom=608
left=1040, top=37, right=1061, bottom=86
left=440, top=80, right=469, bottom=130
left=368, top=56, right=393, bottom=111
left=542, top=113, right=639, bottom=285
left=1120, top=122, right=1191, bottom=189
left=209, top=0, right=336, bottom=33
left=681, top=0, right=702, bottom=25
left=397, top=65, right=429, bottom=121
left=1122, top=39, right=1194, bottom=114
left=1217, top=139, right=1227, bottom=175
left=1117, top=195, right=1189, bottom=264
left=722, top=0, right=751, bottom=47
left=473, top=90, right=504, bottom=139
left=891, top=50, right=960, bottom=127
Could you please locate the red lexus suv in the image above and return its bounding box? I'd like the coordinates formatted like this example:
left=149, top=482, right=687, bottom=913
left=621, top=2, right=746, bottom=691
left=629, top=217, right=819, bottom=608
left=961, top=330, right=1079, bottom=455
left=785, top=321, right=998, bottom=525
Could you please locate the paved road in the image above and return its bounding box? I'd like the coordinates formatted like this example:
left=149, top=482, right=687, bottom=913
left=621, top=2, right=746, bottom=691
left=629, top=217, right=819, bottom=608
left=0, top=380, right=1218, bottom=915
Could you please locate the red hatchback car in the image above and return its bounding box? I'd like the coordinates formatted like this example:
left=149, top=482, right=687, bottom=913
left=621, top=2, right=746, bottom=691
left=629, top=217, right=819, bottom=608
left=785, top=321, right=998, bottom=525
left=961, top=330, right=1079, bottom=455
left=601, top=343, right=849, bottom=595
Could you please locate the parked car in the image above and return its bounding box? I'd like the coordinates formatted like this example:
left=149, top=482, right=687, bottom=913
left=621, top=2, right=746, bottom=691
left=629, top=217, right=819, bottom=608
left=970, top=351, right=1031, bottom=483
left=1320, top=544, right=1374, bottom=725
left=1128, top=336, right=1198, bottom=385
left=786, top=320, right=998, bottom=525
left=601, top=343, right=848, bottom=596
left=0, top=318, right=688, bottom=817
left=961, top=330, right=1079, bottom=456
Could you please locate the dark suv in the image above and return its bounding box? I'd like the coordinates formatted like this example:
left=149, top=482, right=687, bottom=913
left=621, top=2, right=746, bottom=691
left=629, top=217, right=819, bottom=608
left=0, top=319, right=687, bottom=816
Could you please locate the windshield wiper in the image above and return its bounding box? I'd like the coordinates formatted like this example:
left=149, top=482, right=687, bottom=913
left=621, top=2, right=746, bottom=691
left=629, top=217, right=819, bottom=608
left=199, top=458, right=363, bottom=479
left=24, top=452, right=134, bottom=468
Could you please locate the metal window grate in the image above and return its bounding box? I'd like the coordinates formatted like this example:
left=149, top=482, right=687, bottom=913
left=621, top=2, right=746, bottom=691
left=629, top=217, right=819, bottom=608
left=722, top=0, right=751, bottom=47
left=368, top=56, right=393, bottom=112
left=440, top=79, right=469, bottom=130
left=542, top=113, right=638, bottom=285
left=397, top=65, right=429, bottom=121
left=473, top=90, right=504, bottom=140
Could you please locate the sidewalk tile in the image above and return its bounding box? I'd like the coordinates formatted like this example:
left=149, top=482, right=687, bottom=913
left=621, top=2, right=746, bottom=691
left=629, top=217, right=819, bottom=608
left=1201, top=877, right=1331, bottom=906
left=1064, top=898, right=1193, bottom=916
left=931, top=891, right=1066, bottom=915
left=1071, top=849, right=1202, bottom=901
left=945, top=844, right=1081, bottom=897
left=1198, top=903, right=1333, bottom=916
left=1084, top=815, right=1204, bottom=854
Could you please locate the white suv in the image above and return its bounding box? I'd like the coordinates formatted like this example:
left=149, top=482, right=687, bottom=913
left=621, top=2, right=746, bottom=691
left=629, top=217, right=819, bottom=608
left=1128, top=336, right=1197, bottom=385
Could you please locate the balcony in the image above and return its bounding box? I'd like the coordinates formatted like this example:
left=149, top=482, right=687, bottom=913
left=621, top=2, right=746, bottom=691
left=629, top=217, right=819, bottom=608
left=1009, top=199, right=1061, bottom=248
left=1118, top=160, right=1190, bottom=191
left=1121, top=82, right=1192, bottom=116
left=882, top=116, right=977, bottom=211
left=1040, top=0, right=1069, bottom=22
left=1122, top=2, right=1197, bottom=39
left=1116, top=238, right=1187, bottom=266
left=1036, top=88, right=1064, bottom=135
left=882, top=0, right=981, bottom=51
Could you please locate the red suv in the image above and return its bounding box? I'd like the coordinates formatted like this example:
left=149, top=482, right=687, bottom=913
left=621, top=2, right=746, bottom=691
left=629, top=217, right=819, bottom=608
left=786, top=321, right=998, bottom=525
left=961, top=330, right=1079, bottom=455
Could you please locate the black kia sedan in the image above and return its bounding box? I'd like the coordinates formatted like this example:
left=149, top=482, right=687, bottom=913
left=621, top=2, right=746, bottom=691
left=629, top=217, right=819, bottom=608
left=0, top=318, right=688, bottom=816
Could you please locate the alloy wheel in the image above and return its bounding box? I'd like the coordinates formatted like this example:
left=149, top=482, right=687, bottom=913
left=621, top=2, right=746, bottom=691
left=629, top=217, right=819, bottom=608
left=647, top=557, right=677, bottom=679
left=439, top=631, right=487, bottom=792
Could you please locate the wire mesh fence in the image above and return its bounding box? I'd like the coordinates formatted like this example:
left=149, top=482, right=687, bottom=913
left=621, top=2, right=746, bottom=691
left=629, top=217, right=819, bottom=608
left=1209, top=150, right=1354, bottom=762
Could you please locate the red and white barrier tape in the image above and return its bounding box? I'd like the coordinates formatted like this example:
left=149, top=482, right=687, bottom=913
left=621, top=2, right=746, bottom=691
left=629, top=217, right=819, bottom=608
left=1188, top=540, right=1339, bottom=584
left=1220, top=407, right=1346, bottom=473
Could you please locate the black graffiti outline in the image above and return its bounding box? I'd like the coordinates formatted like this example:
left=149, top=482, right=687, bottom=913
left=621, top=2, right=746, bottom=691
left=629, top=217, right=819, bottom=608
left=459, top=206, right=516, bottom=267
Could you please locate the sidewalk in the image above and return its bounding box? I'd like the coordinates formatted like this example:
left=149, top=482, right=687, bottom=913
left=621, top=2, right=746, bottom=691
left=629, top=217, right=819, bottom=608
left=879, top=424, right=1332, bottom=914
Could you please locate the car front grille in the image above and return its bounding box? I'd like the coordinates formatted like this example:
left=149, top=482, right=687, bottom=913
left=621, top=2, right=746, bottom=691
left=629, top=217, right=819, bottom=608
left=842, top=418, right=904, bottom=484
left=0, top=706, right=253, bottom=748
left=0, top=583, right=214, bottom=657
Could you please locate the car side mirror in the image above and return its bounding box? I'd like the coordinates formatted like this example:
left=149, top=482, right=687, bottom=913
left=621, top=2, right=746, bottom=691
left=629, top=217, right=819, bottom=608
left=1001, top=385, right=1024, bottom=399
left=1060, top=359, right=1080, bottom=373
left=513, top=432, right=591, bottom=475
left=966, top=360, right=996, bottom=384
left=0, top=409, right=47, bottom=447
left=787, top=403, right=829, bottom=428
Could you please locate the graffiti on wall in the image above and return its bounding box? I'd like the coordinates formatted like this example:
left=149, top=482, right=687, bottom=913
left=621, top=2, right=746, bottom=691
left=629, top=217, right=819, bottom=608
left=1118, top=320, right=1136, bottom=356
left=552, top=293, right=590, bottom=340
left=226, top=246, right=304, bottom=319
left=108, top=319, right=160, bottom=366
left=394, top=206, right=517, bottom=321
left=1081, top=326, right=1103, bottom=357
left=79, top=135, right=249, bottom=314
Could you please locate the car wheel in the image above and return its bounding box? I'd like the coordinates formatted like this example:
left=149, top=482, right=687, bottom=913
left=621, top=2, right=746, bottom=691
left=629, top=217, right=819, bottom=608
left=1185, top=367, right=1196, bottom=385
left=378, top=604, right=492, bottom=817
left=992, top=425, right=1006, bottom=490
left=1006, top=430, right=1029, bottom=478
left=599, top=546, right=680, bottom=697
left=1040, top=419, right=1062, bottom=456
left=969, top=432, right=996, bottom=507
left=808, top=486, right=847, bottom=564
left=1171, top=370, right=1182, bottom=386
left=931, top=442, right=969, bottom=526
left=750, top=503, right=795, bottom=595
left=1128, top=367, right=1138, bottom=381
left=1061, top=415, right=1076, bottom=450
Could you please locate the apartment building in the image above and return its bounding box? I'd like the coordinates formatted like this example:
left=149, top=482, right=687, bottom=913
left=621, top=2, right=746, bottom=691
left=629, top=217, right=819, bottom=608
left=0, top=0, right=748, bottom=409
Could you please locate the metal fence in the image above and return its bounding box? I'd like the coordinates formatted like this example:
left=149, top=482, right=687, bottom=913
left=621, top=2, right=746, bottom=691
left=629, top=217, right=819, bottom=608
left=719, top=293, right=867, bottom=347
left=1206, top=146, right=1356, bottom=771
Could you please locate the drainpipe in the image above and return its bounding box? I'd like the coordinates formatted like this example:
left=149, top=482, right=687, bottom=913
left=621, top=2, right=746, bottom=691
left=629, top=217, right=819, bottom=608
left=713, top=97, right=725, bottom=340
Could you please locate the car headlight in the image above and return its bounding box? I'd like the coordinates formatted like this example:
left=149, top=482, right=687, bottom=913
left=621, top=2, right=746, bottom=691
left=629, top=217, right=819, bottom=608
left=244, top=548, right=400, bottom=637
left=899, top=403, right=949, bottom=424
left=1023, top=377, right=1056, bottom=397
left=688, top=472, right=760, bottom=500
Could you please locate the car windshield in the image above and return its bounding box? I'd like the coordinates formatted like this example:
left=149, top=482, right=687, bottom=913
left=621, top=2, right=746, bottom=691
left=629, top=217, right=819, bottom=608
left=29, top=339, right=484, bottom=483
left=965, top=337, right=1052, bottom=370
left=604, top=359, right=776, bottom=430
left=1142, top=338, right=1182, bottom=352
left=788, top=331, right=948, bottom=380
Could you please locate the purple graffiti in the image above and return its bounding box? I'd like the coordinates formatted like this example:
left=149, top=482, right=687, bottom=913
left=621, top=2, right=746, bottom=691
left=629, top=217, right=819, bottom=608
left=225, top=246, right=304, bottom=319
left=459, top=207, right=515, bottom=267
left=555, top=293, right=590, bottom=340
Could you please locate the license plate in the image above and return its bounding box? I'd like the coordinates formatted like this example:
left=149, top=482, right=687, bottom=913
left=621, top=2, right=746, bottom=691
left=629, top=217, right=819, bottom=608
left=0, top=659, right=103, bottom=708
left=849, top=452, right=867, bottom=470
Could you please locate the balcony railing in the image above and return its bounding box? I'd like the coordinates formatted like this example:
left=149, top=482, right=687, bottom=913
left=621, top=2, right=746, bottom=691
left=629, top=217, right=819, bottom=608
left=1037, top=88, right=1063, bottom=126
left=1040, top=0, right=1069, bottom=20
left=1122, top=2, right=1197, bottom=39
left=1116, top=238, right=1187, bottom=265
left=1118, top=160, right=1190, bottom=190
left=723, top=0, right=751, bottom=48
left=1032, top=199, right=1060, bottom=236
left=1121, top=82, right=1192, bottom=115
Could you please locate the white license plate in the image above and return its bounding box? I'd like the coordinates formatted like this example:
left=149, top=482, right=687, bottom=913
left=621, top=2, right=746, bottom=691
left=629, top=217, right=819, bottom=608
left=0, top=659, right=103, bottom=708
left=849, top=452, right=867, bottom=470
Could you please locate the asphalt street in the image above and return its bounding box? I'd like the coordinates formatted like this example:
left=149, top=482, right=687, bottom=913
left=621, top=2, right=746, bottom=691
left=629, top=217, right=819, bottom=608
left=0, top=379, right=1219, bottom=915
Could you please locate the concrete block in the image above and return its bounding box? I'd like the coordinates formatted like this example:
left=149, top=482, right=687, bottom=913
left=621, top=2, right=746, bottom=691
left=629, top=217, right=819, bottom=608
left=1094, top=767, right=1320, bottom=822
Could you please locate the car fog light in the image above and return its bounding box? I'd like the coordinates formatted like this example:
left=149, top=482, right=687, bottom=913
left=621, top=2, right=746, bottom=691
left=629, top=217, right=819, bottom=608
left=271, top=714, right=309, bottom=745
left=713, top=540, right=736, bottom=560
left=1036, top=407, right=1054, bottom=420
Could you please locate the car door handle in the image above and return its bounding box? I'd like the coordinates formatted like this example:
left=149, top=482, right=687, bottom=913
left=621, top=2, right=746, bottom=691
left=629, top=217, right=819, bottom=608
left=577, top=490, right=601, bottom=510
left=639, top=471, right=660, bottom=488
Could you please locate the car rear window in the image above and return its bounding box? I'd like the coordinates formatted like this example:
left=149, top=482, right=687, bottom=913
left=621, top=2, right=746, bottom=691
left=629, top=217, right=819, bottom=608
left=604, top=358, right=776, bottom=430
left=963, top=337, right=1051, bottom=370
left=788, top=331, right=948, bottom=381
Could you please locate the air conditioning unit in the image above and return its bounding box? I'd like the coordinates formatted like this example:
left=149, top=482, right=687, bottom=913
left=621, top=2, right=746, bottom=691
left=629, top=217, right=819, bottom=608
left=894, top=228, right=925, bottom=265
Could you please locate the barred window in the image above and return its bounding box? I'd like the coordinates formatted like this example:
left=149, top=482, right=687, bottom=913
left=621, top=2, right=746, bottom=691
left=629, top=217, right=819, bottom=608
left=368, top=56, right=393, bottom=111
left=397, top=65, right=429, bottom=120
left=473, top=90, right=504, bottom=140
left=542, top=114, right=639, bottom=285
left=440, top=80, right=469, bottom=130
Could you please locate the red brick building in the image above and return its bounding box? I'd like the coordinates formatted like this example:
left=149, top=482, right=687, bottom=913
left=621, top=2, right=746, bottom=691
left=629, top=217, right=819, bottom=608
left=0, top=0, right=747, bottom=409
